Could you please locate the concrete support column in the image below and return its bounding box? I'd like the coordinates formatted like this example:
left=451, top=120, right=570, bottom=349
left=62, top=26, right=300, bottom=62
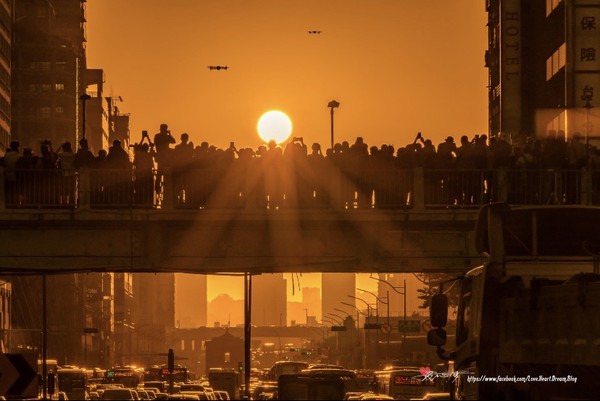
left=412, top=167, right=425, bottom=211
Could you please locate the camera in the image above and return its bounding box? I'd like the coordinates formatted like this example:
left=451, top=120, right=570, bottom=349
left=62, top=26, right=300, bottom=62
left=130, top=130, right=154, bottom=151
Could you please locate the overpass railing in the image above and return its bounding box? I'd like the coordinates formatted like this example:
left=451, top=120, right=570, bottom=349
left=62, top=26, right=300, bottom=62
left=1, top=167, right=598, bottom=211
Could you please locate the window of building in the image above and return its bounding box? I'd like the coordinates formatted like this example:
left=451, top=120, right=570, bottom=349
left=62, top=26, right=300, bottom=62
left=181, top=339, right=185, bottom=351
left=38, top=107, right=51, bottom=118
left=55, top=106, right=64, bottom=115
left=55, top=61, right=67, bottom=70
left=546, top=0, right=562, bottom=17
left=55, top=83, right=65, bottom=92
left=191, top=340, right=195, bottom=351
left=41, top=84, right=51, bottom=93
left=224, top=352, right=231, bottom=363
left=546, top=43, right=566, bottom=81
left=546, top=110, right=567, bottom=134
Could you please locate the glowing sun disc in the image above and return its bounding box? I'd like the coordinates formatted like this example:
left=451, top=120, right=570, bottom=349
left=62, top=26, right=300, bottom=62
left=257, top=110, right=293, bottom=144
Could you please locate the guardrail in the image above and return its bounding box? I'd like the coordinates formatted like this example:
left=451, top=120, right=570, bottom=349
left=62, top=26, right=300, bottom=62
left=0, top=167, right=598, bottom=211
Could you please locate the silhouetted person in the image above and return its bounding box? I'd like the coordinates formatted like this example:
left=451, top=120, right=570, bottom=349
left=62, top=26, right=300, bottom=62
left=133, top=143, right=155, bottom=207
left=74, top=138, right=95, bottom=169
left=57, top=142, right=76, bottom=206
left=153, top=123, right=176, bottom=196
left=3, top=141, right=20, bottom=204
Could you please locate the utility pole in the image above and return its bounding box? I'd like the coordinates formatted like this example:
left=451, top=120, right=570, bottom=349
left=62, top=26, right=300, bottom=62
left=80, top=93, right=91, bottom=140
left=328, top=100, right=340, bottom=150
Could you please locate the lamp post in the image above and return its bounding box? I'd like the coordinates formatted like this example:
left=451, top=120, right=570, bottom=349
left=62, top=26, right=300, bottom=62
left=328, top=100, right=340, bottom=150
left=369, top=274, right=407, bottom=361
left=347, top=295, right=374, bottom=317
left=80, top=93, right=92, bottom=141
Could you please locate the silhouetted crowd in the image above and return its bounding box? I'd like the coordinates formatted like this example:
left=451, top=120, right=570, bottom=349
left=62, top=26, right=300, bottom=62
left=1, top=124, right=599, bottom=209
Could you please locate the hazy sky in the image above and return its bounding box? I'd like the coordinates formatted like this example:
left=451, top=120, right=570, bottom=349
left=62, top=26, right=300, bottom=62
left=86, top=1, right=487, bottom=308
left=86, top=0, right=488, bottom=151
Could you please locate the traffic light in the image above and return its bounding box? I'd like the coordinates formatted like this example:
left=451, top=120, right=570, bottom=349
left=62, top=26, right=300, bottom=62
left=168, top=348, right=174, bottom=372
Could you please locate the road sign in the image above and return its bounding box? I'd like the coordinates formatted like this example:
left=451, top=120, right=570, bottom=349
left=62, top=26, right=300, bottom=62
left=398, top=319, right=421, bottom=333
left=364, top=323, right=382, bottom=330
left=0, top=353, right=38, bottom=398
left=83, top=327, right=99, bottom=334
left=380, top=323, right=392, bottom=334
left=331, top=326, right=347, bottom=332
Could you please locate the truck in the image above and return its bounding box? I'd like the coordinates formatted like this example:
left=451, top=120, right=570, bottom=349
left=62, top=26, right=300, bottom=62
left=428, top=203, right=600, bottom=400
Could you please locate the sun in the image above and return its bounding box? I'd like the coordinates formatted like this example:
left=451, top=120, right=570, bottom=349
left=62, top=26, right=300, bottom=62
left=257, top=110, right=293, bottom=144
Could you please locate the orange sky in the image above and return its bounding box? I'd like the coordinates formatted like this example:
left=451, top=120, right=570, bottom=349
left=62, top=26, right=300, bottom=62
left=86, top=0, right=488, bottom=151
left=86, top=1, right=487, bottom=313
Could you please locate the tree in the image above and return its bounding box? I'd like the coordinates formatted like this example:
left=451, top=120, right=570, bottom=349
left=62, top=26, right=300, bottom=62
left=415, top=273, right=460, bottom=311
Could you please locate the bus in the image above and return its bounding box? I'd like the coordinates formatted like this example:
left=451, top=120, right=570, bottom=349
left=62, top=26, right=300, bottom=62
left=374, top=367, right=440, bottom=400
left=278, top=369, right=361, bottom=400
left=266, top=360, right=309, bottom=382
left=208, top=368, right=240, bottom=400
left=144, top=364, right=189, bottom=383
left=57, top=367, right=88, bottom=400
left=104, top=366, right=144, bottom=388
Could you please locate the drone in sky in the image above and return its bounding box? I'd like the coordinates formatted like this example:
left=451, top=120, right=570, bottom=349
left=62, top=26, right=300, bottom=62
left=308, top=30, right=322, bottom=35
left=207, top=65, right=229, bottom=71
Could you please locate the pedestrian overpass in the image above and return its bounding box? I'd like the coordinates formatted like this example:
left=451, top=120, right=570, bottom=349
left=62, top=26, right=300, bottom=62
left=3, top=165, right=596, bottom=275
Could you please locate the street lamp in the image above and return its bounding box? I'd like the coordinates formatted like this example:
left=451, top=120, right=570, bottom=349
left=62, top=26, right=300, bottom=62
left=328, top=99, right=340, bottom=150
left=369, top=274, right=408, bottom=361
left=80, top=93, right=92, bottom=140
left=347, top=295, right=375, bottom=317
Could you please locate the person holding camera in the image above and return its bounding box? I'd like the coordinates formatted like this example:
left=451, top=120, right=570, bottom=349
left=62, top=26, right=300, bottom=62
left=153, top=123, right=176, bottom=196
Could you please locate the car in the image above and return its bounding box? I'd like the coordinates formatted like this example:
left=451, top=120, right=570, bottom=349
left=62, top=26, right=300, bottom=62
left=166, top=395, right=200, bottom=400
left=358, top=393, right=394, bottom=400
left=410, top=392, right=451, bottom=400
left=101, top=388, right=138, bottom=400
left=214, top=391, right=230, bottom=400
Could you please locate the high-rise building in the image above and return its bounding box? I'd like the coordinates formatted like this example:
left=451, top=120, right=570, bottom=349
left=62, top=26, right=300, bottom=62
left=252, top=274, right=286, bottom=326
left=132, top=273, right=175, bottom=366
left=0, top=280, right=11, bottom=353
left=487, top=0, right=600, bottom=142
left=12, top=0, right=87, bottom=151
left=175, top=273, right=207, bottom=328
left=0, top=0, right=11, bottom=151
left=322, top=273, right=355, bottom=325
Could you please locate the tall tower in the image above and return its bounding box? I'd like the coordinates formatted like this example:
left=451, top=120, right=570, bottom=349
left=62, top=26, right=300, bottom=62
left=322, top=273, right=355, bottom=325
left=175, top=274, right=207, bottom=328
left=0, top=0, right=11, bottom=151
left=12, top=0, right=88, bottom=150
left=487, top=0, right=600, bottom=142
left=132, top=273, right=175, bottom=366
left=251, top=274, right=287, bottom=326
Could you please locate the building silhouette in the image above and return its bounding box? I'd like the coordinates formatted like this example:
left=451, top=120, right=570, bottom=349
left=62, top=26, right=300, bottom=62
left=0, top=0, right=11, bottom=151
left=487, top=0, right=600, bottom=142
left=132, top=273, right=175, bottom=365
left=12, top=0, right=87, bottom=150
left=322, top=273, right=355, bottom=324
left=251, top=274, right=287, bottom=326
left=175, top=273, right=207, bottom=328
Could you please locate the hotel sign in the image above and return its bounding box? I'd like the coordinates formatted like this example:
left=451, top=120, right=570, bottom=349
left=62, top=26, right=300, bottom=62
left=573, top=1, right=600, bottom=137
left=501, top=0, right=522, bottom=137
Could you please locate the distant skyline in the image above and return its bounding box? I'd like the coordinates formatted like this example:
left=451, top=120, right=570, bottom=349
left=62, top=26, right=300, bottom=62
left=86, top=0, right=488, bottom=150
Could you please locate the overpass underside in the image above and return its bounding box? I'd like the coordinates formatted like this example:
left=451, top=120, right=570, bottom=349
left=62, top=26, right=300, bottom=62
left=0, top=208, right=482, bottom=275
